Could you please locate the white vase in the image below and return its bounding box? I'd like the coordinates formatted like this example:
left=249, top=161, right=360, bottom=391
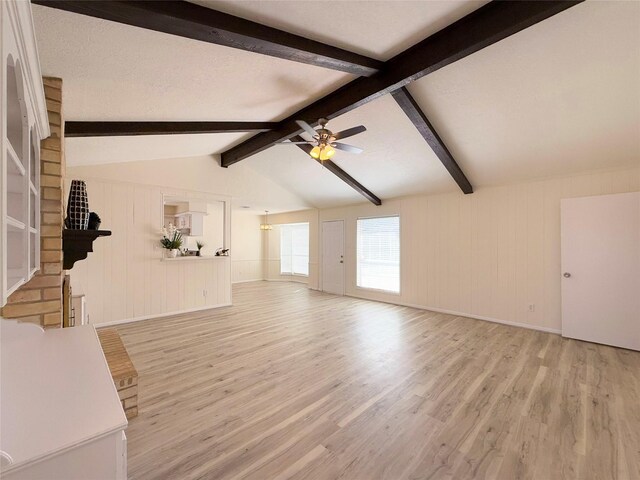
left=166, top=249, right=178, bottom=258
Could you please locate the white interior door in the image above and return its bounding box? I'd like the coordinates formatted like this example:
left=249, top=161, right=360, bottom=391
left=561, top=192, right=640, bottom=351
left=322, top=220, right=344, bottom=295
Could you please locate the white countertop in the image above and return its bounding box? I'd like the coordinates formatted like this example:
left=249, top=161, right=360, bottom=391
left=0, top=320, right=127, bottom=473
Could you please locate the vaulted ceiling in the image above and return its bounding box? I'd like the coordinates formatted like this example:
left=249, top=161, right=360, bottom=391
left=32, top=0, right=640, bottom=209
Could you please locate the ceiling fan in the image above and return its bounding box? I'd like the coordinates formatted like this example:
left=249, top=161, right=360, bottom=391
left=278, top=118, right=366, bottom=161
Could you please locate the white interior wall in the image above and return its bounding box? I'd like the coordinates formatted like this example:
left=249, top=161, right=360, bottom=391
left=67, top=154, right=311, bottom=213
left=263, top=210, right=320, bottom=289
left=66, top=155, right=316, bottom=323
left=309, top=166, right=639, bottom=333
left=67, top=157, right=639, bottom=332
left=230, top=210, right=263, bottom=283
left=64, top=176, right=232, bottom=326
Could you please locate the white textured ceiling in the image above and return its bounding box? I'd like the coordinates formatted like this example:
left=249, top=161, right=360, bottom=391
left=33, top=0, right=640, bottom=210
left=191, top=0, right=486, bottom=60
left=32, top=5, right=351, bottom=122
left=244, top=94, right=454, bottom=208
left=65, top=133, right=252, bottom=167
left=407, top=0, right=640, bottom=188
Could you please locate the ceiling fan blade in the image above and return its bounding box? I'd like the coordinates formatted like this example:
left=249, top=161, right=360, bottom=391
left=276, top=141, right=314, bottom=145
left=333, top=125, right=366, bottom=141
left=295, top=120, right=318, bottom=138
left=333, top=142, right=363, bottom=154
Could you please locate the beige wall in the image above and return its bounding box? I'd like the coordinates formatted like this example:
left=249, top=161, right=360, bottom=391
left=66, top=158, right=639, bottom=333
left=64, top=176, right=232, bottom=325
left=264, top=210, right=320, bottom=289
left=313, top=166, right=640, bottom=333
left=67, top=155, right=309, bottom=213
left=65, top=152, right=312, bottom=324
left=231, top=210, right=263, bottom=283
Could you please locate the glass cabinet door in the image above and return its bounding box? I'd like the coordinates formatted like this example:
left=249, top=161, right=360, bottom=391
left=29, top=128, right=40, bottom=275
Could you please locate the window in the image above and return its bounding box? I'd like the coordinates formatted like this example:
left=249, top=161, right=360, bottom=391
left=280, top=223, right=309, bottom=276
left=357, top=216, right=400, bottom=293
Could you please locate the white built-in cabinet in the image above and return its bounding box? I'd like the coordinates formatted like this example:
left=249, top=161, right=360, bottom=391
left=165, top=211, right=206, bottom=236
left=175, top=211, right=205, bottom=236
left=1, top=0, right=49, bottom=306
left=0, top=3, right=128, bottom=479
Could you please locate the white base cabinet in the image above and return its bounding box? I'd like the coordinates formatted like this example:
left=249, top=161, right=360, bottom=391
left=0, top=320, right=128, bottom=480
left=3, top=431, right=127, bottom=480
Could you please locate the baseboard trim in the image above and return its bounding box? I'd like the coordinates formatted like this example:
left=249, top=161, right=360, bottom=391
left=344, top=294, right=561, bottom=335
left=95, top=303, right=233, bottom=328
left=232, top=279, right=264, bottom=284
left=264, top=278, right=308, bottom=284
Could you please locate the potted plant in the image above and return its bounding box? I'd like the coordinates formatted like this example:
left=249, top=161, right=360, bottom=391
left=160, top=223, right=183, bottom=258
left=196, top=241, right=205, bottom=256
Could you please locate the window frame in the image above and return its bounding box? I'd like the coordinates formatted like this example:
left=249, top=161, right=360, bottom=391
left=279, top=222, right=310, bottom=277
left=356, top=214, right=401, bottom=295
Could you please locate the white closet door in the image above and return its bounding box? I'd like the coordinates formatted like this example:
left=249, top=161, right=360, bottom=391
left=561, top=192, right=640, bottom=351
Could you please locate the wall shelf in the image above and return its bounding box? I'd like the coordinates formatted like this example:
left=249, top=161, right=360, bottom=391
left=62, top=229, right=111, bottom=270
left=161, top=255, right=228, bottom=262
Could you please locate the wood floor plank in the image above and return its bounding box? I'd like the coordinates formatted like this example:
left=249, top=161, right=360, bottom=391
left=113, top=281, right=640, bottom=479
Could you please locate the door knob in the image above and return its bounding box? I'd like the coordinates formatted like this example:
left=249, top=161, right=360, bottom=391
left=563, top=272, right=571, bottom=278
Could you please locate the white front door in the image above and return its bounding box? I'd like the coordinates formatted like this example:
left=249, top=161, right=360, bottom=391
left=561, top=192, right=640, bottom=351
left=322, top=220, right=344, bottom=295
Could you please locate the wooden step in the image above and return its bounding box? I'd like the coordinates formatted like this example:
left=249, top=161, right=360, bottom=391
left=97, top=328, right=138, bottom=419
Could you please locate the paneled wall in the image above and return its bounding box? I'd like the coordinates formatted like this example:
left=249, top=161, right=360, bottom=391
left=66, top=163, right=639, bottom=332
left=318, top=166, right=640, bottom=333
left=231, top=210, right=263, bottom=283
left=66, top=177, right=231, bottom=325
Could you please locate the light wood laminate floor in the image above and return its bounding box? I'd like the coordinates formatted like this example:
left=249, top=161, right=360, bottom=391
left=115, top=281, right=640, bottom=480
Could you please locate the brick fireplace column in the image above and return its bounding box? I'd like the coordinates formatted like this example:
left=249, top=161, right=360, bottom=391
left=1, top=77, right=65, bottom=327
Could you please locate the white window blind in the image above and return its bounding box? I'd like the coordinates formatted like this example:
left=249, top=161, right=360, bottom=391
left=357, top=216, right=400, bottom=293
left=280, top=223, right=309, bottom=276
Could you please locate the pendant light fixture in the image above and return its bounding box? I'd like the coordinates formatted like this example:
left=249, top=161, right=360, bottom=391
left=260, top=210, right=273, bottom=231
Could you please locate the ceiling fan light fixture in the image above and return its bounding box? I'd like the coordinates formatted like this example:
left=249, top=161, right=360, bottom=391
left=319, top=145, right=335, bottom=161
left=310, top=146, right=321, bottom=159
left=287, top=118, right=365, bottom=160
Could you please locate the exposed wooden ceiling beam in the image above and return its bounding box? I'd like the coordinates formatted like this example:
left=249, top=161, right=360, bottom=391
left=291, top=136, right=382, bottom=206
left=32, top=0, right=383, bottom=76
left=221, top=1, right=582, bottom=167
left=391, top=87, right=473, bottom=194
left=64, top=121, right=278, bottom=137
